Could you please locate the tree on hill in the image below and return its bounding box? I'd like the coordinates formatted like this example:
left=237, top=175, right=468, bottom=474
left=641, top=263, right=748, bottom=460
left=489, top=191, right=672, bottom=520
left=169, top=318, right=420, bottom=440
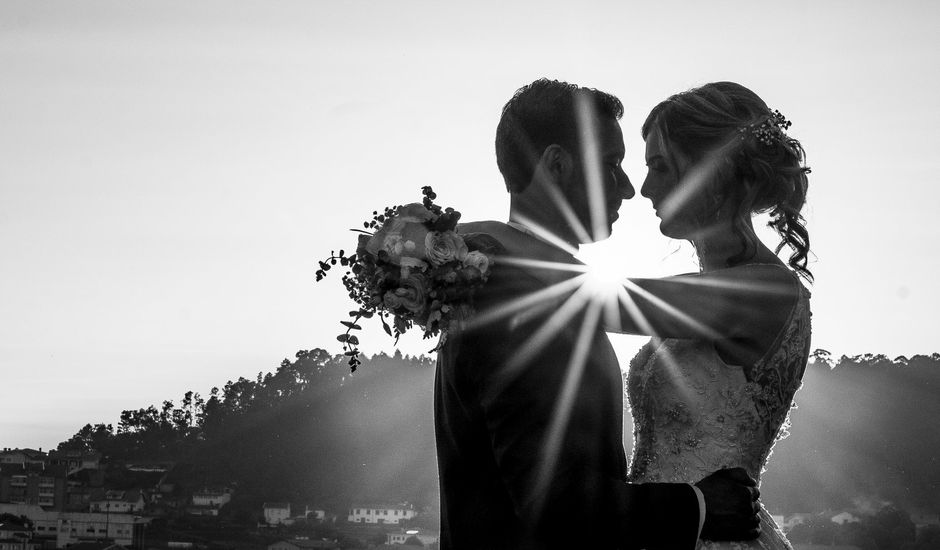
left=759, top=352, right=940, bottom=513
left=57, top=423, right=114, bottom=453
left=787, top=504, right=919, bottom=550
left=59, top=347, right=940, bottom=519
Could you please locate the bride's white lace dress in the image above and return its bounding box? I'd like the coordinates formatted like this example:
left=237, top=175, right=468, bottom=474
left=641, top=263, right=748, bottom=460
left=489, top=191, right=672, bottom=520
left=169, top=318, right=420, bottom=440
left=626, top=277, right=811, bottom=550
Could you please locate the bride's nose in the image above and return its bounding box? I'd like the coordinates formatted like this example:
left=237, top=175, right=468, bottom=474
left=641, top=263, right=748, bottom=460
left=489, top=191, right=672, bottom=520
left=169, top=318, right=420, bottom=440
left=640, top=176, right=655, bottom=200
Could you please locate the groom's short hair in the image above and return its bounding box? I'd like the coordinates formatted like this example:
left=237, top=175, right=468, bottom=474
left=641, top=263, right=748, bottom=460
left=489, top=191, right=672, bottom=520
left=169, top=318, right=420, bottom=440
left=495, top=78, right=623, bottom=193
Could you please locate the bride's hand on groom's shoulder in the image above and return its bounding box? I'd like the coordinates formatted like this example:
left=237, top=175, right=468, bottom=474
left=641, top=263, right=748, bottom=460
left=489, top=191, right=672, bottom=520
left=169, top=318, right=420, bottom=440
left=695, top=467, right=762, bottom=541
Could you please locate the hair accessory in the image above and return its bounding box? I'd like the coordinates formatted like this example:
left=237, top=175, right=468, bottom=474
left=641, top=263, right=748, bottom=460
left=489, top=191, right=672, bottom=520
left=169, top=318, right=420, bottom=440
left=739, top=109, right=792, bottom=146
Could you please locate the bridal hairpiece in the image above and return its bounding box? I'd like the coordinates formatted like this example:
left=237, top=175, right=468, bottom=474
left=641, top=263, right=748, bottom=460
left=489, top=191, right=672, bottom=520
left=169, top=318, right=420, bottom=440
left=739, top=109, right=792, bottom=147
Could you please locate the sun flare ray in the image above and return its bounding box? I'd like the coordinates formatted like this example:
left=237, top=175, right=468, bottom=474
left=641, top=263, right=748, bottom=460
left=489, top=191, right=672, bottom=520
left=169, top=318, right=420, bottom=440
left=653, top=134, right=727, bottom=227
left=499, top=256, right=589, bottom=275
left=621, top=279, right=723, bottom=340
left=641, top=274, right=797, bottom=296
left=574, top=92, right=610, bottom=242
left=511, top=214, right=581, bottom=256
left=464, top=272, right=588, bottom=332
left=615, top=284, right=656, bottom=336
left=532, top=297, right=603, bottom=514
left=650, top=337, right=699, bottom=405
left=495, top=281, right=596, bottom=388
left=543, top=183, right=593, bottom=244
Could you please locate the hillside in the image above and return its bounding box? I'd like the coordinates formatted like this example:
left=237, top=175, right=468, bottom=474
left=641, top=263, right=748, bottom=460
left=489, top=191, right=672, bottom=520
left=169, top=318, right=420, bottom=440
left=60, top=349, right=940, bottom=515
left=760, top=352, right=940, bottom=512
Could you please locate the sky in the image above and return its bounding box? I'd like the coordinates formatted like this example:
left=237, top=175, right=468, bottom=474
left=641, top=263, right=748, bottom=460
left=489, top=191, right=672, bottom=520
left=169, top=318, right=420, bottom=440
left=2, top=0, right=938, bottom=451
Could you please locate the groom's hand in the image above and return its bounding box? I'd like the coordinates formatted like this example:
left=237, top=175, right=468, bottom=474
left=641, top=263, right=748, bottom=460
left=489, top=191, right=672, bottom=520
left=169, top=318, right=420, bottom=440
left=695, top=467, right=761, bottom=541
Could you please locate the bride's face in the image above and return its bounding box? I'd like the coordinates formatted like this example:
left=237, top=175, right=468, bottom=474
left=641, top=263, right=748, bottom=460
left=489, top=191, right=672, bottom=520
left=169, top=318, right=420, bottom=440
left=641, top=126, right=714, bottom=239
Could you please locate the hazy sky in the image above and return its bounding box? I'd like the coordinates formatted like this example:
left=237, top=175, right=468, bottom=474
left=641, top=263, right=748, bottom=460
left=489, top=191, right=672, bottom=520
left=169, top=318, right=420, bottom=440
left=2, top=0, right=938, bottom=451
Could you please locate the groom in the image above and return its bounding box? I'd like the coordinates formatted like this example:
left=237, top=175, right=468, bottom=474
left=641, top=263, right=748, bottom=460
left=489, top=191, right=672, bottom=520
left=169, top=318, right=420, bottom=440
left=434, top=79, right=761, bottom=549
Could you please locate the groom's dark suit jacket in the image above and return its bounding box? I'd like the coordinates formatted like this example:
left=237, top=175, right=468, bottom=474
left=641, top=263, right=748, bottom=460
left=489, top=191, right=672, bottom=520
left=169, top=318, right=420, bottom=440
left=434, top=225, right=701, bottom=550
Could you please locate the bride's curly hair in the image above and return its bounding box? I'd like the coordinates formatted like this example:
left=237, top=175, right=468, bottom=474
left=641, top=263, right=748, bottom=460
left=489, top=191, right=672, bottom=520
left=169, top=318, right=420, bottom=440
left=642, top=82, right=813, bottom=281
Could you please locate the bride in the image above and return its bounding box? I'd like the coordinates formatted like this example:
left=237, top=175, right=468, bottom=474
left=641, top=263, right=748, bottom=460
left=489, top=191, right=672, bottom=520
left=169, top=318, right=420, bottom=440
left=610, top=81, right=812, bottom=549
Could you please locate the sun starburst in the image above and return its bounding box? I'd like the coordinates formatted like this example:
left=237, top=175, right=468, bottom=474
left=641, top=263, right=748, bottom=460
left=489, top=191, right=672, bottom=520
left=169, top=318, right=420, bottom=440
left=457, top=106, right=801, bottom=501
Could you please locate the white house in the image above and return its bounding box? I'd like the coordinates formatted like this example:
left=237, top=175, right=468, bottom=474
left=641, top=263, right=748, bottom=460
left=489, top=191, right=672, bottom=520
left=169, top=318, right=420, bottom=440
left=304, top=507, right=326, bottom=522
left=89, top=490, right=145, bottom=514
left=347, top=504, right=416, bottom=525
left=268, top=539, right=338, bottom=550
left=782, top=512, right=816, bottom=531
left=55, top=513, right=140, bottom=548
left=187, top=488, right=232, bottom=517
left=192, top=488, right=231, bottom=508
left=0, top=449, right=45, bottom=467
left=911, top=509, right=940, bottom=527
left=125, top=462, right=172, bottom=473
left=264, top=503, right=291, bottom=525
left=0, top=502, right=143, bottom=548
left=387, top=528, right=438, bottom=546
left=831, top=511, right=861, bottom=525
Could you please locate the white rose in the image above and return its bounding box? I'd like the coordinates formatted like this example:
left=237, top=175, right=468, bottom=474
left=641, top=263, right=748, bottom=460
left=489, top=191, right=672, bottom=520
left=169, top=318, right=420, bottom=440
left=399, top=256, right=428, bottom=279
left=462, top=250, right=491, bottom=277
left=396, top=203, right=435, bottom=223
left=425, top=231, right=468, bottom=266
left=365, top=217, right=429, bottom=262
left=395, top=274, right=430, bottom=314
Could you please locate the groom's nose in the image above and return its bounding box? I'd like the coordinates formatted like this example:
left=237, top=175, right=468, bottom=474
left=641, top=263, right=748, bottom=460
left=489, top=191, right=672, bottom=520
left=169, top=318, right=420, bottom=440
left=617, top=168, right=635, bottom=200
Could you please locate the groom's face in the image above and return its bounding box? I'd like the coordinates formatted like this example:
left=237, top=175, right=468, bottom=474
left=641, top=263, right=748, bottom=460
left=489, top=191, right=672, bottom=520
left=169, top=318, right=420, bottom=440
left=564, top=117, right=634, bottom=242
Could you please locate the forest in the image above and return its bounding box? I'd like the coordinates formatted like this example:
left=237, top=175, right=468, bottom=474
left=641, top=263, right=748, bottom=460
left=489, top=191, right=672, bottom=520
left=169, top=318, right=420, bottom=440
left=59, top=348, right=940, bottom=518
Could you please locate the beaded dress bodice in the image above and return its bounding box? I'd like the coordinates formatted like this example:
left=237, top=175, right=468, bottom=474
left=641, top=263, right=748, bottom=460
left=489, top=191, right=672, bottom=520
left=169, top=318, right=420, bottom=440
left=626, top=280, right=811, bottom=486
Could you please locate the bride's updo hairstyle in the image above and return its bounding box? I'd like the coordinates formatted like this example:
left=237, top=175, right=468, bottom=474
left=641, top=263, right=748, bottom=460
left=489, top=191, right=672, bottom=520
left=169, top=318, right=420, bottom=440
left=642, top=81, right=813, bottom=281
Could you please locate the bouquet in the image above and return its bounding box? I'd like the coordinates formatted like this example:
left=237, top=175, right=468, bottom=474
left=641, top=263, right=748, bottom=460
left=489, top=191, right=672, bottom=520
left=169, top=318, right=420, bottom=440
left=316, top=187, right=502, bottom=371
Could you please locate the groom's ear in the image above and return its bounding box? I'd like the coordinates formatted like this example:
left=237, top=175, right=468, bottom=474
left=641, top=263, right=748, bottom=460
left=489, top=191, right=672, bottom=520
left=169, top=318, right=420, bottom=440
left=540, top=144, right=575, bottom=181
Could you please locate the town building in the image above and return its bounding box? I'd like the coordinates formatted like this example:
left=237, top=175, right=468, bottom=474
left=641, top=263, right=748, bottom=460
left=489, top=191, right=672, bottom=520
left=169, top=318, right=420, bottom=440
left=268, top=539, right=338, bottom=550
left=0, top=503, right=145, bottom=549
left=88, top=490, right=146, bottom=514
left=0, top=463, right=67, bottom=510
left=46, top=451, right=100, bottom=475
left=187, top=487, right=231, bottom=517
left=263, top=503, right=291, bottom=525
left=782, top=512, right=817, bottom=531
left=347, top=504, right=416, bottom=525
left=386, top=528, right=438, bottom=546
left=911, top=509, right=940, bottom=528
left=0, top=449, right=46, bottom=468
left=125, top=462, right=173, bottom=473
left=62, top=469, right=106, bottom=512
left=830, top=511, right=861, bottom=525
left=0, top=520, right=41, bottom=550
left=303, top=507, right=326, bottom=522
left=191, top=488, right=230, bottom=508
left=66, top=543, right=130, bottom=550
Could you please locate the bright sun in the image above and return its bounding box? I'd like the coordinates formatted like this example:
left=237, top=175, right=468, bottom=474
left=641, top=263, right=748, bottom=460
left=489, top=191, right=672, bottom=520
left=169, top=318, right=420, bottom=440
left=577, top=243, right=631, bottom=291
